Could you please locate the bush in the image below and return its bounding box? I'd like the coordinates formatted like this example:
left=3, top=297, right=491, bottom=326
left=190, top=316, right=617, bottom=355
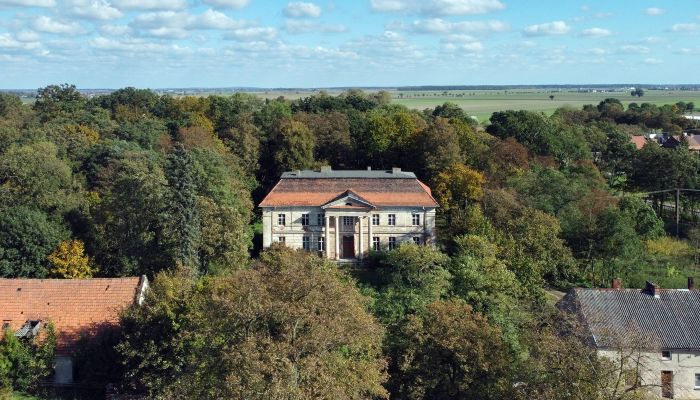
left=0, top=324, right=56, bottom=395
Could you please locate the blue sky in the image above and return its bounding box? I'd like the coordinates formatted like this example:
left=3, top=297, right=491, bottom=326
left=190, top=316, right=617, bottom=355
left=0, top=0, right=699, bottom=88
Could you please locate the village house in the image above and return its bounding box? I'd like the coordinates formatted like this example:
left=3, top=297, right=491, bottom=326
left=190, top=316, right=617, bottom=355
left=0, top=277, right=148, bottom=384
left=560, top=278, right=700, bottom=399
left=259, top=167, right=438, bottom=260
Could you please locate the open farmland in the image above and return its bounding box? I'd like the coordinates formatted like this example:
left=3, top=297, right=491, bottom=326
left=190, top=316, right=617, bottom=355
left=390, top=89, right=700, bottom=122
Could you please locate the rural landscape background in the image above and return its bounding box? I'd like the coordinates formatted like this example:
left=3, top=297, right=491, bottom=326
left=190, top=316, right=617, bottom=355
left=2, top=0, right=700, bottom=398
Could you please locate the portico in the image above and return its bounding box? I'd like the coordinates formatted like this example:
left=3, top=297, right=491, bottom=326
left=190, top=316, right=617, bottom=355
left=321, top=190, right=375, bottom=260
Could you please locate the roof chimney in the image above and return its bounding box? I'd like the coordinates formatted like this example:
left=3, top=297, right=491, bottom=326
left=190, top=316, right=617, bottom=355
left=367, top=166, right=371, bottom=170
left=391, top=167, right=402, bottom=174
left=320, top=166, right=331, bottom=173
left=646, top=281, right=660, bottom=298
left=611, top=278, right=622, bottom=289
left=689, top=277, right=695, bottom=291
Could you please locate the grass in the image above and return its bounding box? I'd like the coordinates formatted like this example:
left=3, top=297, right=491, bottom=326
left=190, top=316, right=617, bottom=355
left=391, top=89, right=700, bottom=122
left=621, top=237, right=699, bottom=289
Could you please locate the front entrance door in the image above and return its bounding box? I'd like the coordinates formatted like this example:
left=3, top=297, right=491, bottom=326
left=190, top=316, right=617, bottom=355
left=342, top=235, right=355, bottom=259
left=661, top=371, right=673, bottom=398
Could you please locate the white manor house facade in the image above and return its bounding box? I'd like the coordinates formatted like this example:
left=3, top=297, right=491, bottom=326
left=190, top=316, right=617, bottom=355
left=259, top=167, right=438, bottom=260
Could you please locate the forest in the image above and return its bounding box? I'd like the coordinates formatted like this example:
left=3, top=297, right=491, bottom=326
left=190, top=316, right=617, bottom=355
left=1, top=84, right=699, bottom=399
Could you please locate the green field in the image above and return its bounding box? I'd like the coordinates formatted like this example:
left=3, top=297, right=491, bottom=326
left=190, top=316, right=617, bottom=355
left=391, top=89, right=700, bottom=122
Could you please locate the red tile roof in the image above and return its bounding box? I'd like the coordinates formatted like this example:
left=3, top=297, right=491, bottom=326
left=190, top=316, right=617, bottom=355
left=630, top=136, right=647, bottom=150
left=0, top=277, right=145, bottom=354
left=259, top=178, right=438, bottom=207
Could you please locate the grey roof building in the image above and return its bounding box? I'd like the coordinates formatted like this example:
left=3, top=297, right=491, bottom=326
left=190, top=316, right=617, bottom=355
left=560, top=279, right=700, bottom=350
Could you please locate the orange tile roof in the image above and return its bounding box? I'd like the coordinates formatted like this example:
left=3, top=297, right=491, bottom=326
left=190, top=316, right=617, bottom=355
left=0, top=277, right=145, bottom=354
left=630, top=136, right=647, bottom=150
left=259, top=178, right=438, bottom=207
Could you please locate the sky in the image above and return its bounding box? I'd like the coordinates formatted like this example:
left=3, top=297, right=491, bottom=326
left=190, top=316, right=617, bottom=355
left=0, top=0, right=699, bottom=89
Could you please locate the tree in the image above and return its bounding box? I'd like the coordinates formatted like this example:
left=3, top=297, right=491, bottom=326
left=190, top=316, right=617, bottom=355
left=433, top=163, right=485, bottom=211
left=48, top=239, right=95, bottom=278
left=33, top=83, right=85, bottom=122
left=0, top=93, right=21, bottom=118
left=0, top=207, right=69, bottom=278
left=630, top=88, right=644, bottom=97
left=119, top=247, right=388, bottom=399
left=415, top=117, right=463, bottom=179
left=391, top=300, right=512, bottom=399
left=267, top=118, right=315, bottom=180
left=163, top=143, right=201, bottom=272
left=0, top=141, right=75, bottom=213
left=0, top=324, right=56, bottom=395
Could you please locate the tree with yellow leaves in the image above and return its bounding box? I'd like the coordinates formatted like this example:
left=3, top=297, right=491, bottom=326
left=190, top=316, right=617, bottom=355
left=433, top=163, right=485, bottom=211
left=48, top=239, right=95, bottom=279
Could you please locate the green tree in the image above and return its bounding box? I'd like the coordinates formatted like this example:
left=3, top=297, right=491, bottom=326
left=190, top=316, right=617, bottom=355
left=433, top=163, right=485, bottom=211
left=415, top=117, right=462, bottom=179
left=33, top=83, right=85, bottom=122
left=391, top=300, right=512, bottom=399
left=268, top=118, right=315, bottom=180
left=119, top=247, right=388, bottom=399
left=371, top=244, right=451, bottom=326
left=164, top=143, right=201, bottom=271
left=0, top=324, right=56, bottom=394
left=0, top=207, right=69, bottom=278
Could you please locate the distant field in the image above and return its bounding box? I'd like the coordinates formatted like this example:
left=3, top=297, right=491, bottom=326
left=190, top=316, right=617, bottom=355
left=391, top=89, right=700, bottom=122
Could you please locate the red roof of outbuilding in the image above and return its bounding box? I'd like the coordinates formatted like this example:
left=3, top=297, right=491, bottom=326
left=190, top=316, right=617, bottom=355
left=0, top=277, right=145, bottom=354
left=630, top=136, right=647, bottom=150
left=260, top=177, right=438, bottom=207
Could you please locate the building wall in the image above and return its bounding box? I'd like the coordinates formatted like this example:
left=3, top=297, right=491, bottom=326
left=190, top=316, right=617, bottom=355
left=261, top=206, right=437, bottom=258
left=599, top=349, right=700, bottom=399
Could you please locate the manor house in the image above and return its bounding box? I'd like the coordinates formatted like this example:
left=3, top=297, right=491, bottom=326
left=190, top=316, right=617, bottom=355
left=259, top=167, right=438, bottom=260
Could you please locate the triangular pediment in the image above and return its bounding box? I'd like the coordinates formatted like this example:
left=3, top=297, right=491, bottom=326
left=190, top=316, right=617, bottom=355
left=321, top=190, right=376, bottom=209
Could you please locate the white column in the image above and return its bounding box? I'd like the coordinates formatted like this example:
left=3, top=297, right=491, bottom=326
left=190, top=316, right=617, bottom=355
left=335, top=216, right=340, bottom=259
left=368, top=214, right=372, bottom=252
left=359, top=216, right=364, bottom=260
left=324, top=215, right=330, bottom=259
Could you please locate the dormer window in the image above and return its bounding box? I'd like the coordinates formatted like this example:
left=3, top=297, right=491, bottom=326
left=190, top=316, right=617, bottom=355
left=345, top=202, right=352, bottom=206
left=661, top=350, right=672, bottom=361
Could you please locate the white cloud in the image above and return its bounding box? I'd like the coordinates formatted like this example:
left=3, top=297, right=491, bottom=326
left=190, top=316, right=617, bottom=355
left=284, top=20, right=346, bottom=33
left=676, top=47, right=700, bottom=55
left=643, top=58, right=663, bottom=65
left=131, top=9, right=249, bottom=31
left=402, top=18, right=509, bottom=35
left=582, top=47, right=607, bottom=55
left=111, top=0, right=186, bottom=10
left=283, top=2, right=321, bottom=18
left=201, top=0, right=249, bottom=9
left=225, top=27, right=277, bottom=41
left=639, top=36, right=663, bottom=44
left=33, top=16, right=86, bottom=35
left=370, top=0, right=505, bottom=16
left=580, top=27, right=612, bottom=37
left=146, top=27, right=188, bottom=38
left=618, top=45, right=650, bottom=54
left=68, top=0, right=123, bottom=20
left=670, top=23, right=699, bottom=32
left=0, top=0, right=54, bottom=7
left=441, top=34, right=483, bottom=53
left=98, top=24, right=132, bottom=35
left=15, top=30, right=40, bottom=42
left=522, top=21, right=570, bottom=36
left=644, top=7, right=665, bottom=16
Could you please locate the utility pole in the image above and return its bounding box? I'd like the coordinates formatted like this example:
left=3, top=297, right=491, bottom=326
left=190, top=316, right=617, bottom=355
left=676, top=188, right=681, bottom=238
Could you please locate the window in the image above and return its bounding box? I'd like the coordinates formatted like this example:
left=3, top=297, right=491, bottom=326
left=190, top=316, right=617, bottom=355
left=372, top=214, right=380, bottom=225
left=372, top=236, right=380, bottom=251
left=302, top=236, right=310, bottom=250
left=343, top=216, right=354, bottom=226
left=318, top=236, right=325, bottom=252
left=388, top=214, right=396, bottom=226
left=388, top=237, right=396, bottom=250
left=301, top=213, right=309, bottom=226
left=345, top=202, right=352, bottom=206
left=695, top=373, right=700, bottom=389
left=1, top=321, right=9, bottom=331
left=278, top=236, right=286, bottom=244
left=278, top=214, right=286, bottom=226
left=412, top=213, right=420, bottom=226
left=317, top=213, right=324, bottom=226
left=661, top=350, right=672, bottom=361
left=412, top=236, right=421, bottom=245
